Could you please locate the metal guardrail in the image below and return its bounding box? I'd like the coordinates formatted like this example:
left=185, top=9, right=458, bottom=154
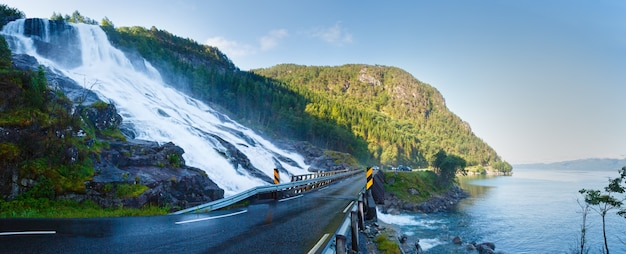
left=171, top=169, right=360, bottom=215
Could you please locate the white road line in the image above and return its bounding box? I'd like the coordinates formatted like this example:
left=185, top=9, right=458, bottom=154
left=0, top=231, right=56, bottom=236
left=317, top=186, right=329, bottom=191
left=342, top=201, right=355, bottom=214
left=278, top=194, right=303, bottom=202
left=175, top=209, right=248, bottom=225
left=307, top=233, right=330, bottom=254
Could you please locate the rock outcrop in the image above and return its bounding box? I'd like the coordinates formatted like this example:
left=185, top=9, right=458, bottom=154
left=381, top=186, right=469, bottom=214
left=1, top=50, right=225, bottom=210
left=288, top=141, right=358, bottom=172
left=81, top=100, right=224, bottom=209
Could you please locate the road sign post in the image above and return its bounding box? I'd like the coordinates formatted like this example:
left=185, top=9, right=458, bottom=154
left=273, top=168, right=280, bottom=199
left=366, top=167, right=373, bottom=190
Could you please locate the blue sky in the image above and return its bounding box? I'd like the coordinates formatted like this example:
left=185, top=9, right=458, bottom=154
left=4, top=0, right=626, bottom=164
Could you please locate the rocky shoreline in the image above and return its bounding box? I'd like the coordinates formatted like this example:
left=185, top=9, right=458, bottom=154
left=380, top=185, right=470, bottom=214
left=374, top=185, right=505, bottom=254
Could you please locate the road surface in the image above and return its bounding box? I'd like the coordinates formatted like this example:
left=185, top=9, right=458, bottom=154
left=0, top=173, right=365, bottom=254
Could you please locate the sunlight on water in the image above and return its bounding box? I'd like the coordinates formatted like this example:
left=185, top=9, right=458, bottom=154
left=380, top=168, right=626, bottom=253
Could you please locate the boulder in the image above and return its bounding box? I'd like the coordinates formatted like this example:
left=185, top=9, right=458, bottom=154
left=414, top=240, right=424, bottom=254
left=452, top=236, right=462, bottom=245
left=398, top=233, right=408, bottom=244
left=476, top=242, right=496, bottom=254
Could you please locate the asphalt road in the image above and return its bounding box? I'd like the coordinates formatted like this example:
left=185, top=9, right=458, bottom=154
left=0, top=173, right=365, bottom=254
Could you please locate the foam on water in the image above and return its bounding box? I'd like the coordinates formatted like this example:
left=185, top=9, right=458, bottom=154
left=377, top=210, right=442, bottom=229
left=1, top=19, right=310, bottom=196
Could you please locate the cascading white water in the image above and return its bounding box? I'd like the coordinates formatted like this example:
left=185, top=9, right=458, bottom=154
left=1, top=19, right=309, bottom=196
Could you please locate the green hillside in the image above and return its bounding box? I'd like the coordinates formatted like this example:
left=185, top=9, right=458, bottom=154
left=253, top=64, right=504, bottom=168
left=93, top=14, right=508, bottom=169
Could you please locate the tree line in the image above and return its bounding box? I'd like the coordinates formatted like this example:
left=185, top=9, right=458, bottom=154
left=94, top=18, right=511, bottom=170
left=34, top=11, right=510, bottom=171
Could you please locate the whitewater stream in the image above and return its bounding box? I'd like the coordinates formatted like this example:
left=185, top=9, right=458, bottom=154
left=1, top=19, right=310, bottom=196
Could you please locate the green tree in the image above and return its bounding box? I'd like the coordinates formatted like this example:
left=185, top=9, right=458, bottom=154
left=431, top=150, right=466, bottom=187
left=0, top=35, right=12, bottom=69
left=0, top=4, right=25, bottom=28
left=493, top=161, right=513, bottom=174
left=578, top=167, right=626, bottom=254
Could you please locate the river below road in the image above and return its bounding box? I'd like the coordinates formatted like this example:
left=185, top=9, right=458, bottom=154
left=378, top=167, right=626, bottom=253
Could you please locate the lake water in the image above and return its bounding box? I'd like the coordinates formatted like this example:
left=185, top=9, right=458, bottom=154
left=377, top=167, right=626, bottom=253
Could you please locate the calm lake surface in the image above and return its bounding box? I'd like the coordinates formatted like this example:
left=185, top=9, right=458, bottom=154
left=378, top=167, right=626, bottom=253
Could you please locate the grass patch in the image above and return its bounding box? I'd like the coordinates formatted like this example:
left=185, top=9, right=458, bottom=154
left=324, top=150, right=359, bottom=168
left=373, top=233, right=401, bottom=254
left=115, top=183, right=149, bottom=198
left=100, top=126, right=127, bottom=141
left=0, top=198, right=169, bottom=218
left=383, top=171, right=444, bottom=203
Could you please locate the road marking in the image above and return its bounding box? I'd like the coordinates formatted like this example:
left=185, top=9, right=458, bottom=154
left=278, top=194, right=303, bottom=202
left=0, top=231, right=56, bottom=236
left=317, top=186, right=329, bottom=191
left=307, top=233, right=330, bottom=254
left=342, top=201, right=355, bottom=214
left=175, top=209, right=248, bottom=225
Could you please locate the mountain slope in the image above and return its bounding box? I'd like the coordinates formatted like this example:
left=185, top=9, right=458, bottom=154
left=95, top=16, right=507, bottom=169
left=253, top=64, right=504, bottom=167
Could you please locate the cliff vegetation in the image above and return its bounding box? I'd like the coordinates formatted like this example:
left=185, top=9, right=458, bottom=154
left=90, top=13, right=511, bottom=171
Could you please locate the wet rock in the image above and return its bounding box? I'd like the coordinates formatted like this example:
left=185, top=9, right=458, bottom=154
left=453, top=236, right=462, bottom=244
left=414, top=239, right=424, bottom=254
left=383, top=186, right=469, bottom=213
left=208, top=133, right=273, bottom=183
left=476, top=242, right=496, bottom=254
left=398, top=233, right=408, bottom=244
left=2, top=49, right=225, bottom=209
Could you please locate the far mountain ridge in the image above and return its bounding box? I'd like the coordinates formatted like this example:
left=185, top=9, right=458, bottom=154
left=515, top=158, right=626, bottom=171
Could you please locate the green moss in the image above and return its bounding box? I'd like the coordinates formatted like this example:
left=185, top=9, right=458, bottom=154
left=100, top=126, right=126, bottom=141
left=383, top=171, right=443, bottom=203
left=373, top=233, right=401, bottom=254
left=103, top=183, right=113, bottom=193
left=0, top=108, right=48, bottom=127
left=90, top=101, right=109, bottom=110
left=0, top=143, right=19, bottom=161
left=115, top=183, right=148, bottom=198
left=0, top=198, right=169, bottom=218
left=324, top=150, right=359, bottom=168
left=167, top=153, right=181, bottom=167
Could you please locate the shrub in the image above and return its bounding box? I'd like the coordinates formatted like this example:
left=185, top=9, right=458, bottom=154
left=373, top=233, right=401, bottom=254
left=115, top=183, right=148, bottom=198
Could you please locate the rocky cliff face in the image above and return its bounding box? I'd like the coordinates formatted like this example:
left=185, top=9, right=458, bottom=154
left=0, top=54, right=225, bottom=209
left=88, top=139, right=224, bottom=209
left=73, top=91, right=224, bottom=210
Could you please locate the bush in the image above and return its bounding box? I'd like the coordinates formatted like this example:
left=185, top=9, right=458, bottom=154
left=373, top=233, right=401, bottom=254
left=115, top=183, right=148, bottom=198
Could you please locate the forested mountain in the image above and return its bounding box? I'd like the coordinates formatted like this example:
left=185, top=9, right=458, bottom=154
left=66, top=13, right=507, bottom=169
left=253, top=64, right=504, bottom=168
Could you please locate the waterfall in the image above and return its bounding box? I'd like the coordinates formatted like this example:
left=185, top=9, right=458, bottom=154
left=1, top=19, right=309, bottom=196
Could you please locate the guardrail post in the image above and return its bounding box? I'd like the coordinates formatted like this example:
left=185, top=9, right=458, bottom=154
left=350, top=210, right=359, bottom=252
left=335, top=234, right=347, bottom=254
left=358, top=198, right=365, bottom=230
